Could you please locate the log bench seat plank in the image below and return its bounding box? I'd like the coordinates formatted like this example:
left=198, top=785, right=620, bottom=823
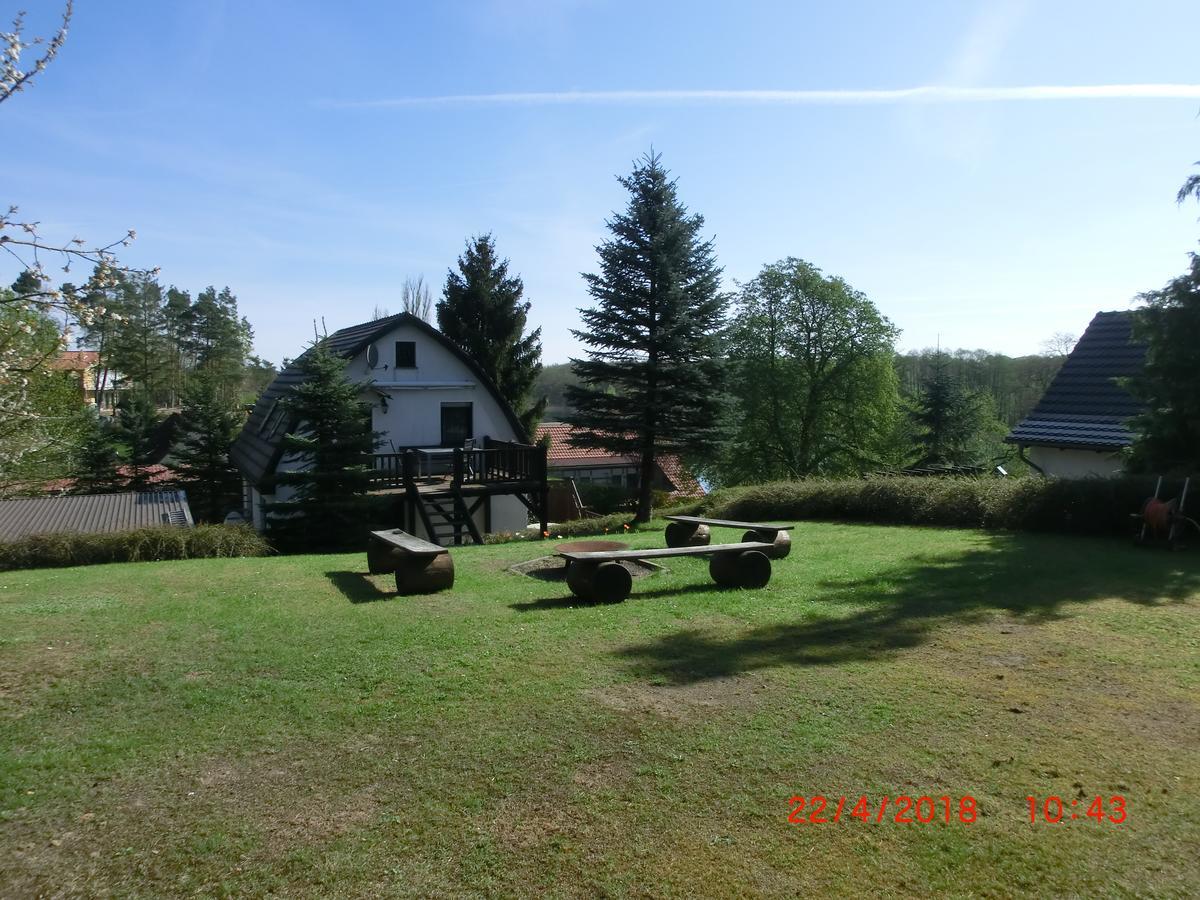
left=369, top=529, right=445, bottom=556
left=663, top=517, right=795, bottom=558
left=559, top=541, right=775, bottom=561
left=664, top=515, right=795, bottom=532
left=367, top=529, right=454, bottom=594
left=559, top=541, right=776, bottom=603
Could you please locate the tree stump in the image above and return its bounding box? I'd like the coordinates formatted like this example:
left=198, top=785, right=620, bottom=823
left=665, top=521, right=711, bottom=548
left=742, top=528, right=791, bottom=559
left=395, top=552, right=455, bottom=595
left=566, top=560, right=633, bottom=603
left=709, top=549, right=772, bottom=589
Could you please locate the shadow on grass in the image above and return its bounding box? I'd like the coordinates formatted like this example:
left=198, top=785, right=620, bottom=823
left=510, top=581, right=730, bottom=613
left=615, top=533, right=1200, bottom=684
left=325, top=570, right=394, bottom=604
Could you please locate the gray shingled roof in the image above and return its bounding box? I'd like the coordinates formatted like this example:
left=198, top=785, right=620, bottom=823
left=230, top=313, right=528, bottom=488
left=1006, top=311, right=1146, bottom=451
left=0, top=491, right=194, bottom=542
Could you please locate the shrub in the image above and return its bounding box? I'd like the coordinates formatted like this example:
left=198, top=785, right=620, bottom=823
left=0, top=524, right=272, bottom=571
left=681, top=475, right=1166, bottom=538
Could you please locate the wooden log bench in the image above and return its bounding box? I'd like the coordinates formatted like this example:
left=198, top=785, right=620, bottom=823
left=664, top=515, right=795, bottom=559
left=367, top=529, right=455, bottom=595
left=558, top=541, right=776, bottom=604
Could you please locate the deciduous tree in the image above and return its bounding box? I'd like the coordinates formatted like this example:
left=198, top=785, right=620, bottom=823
left=718, top=258, right=899, bottom=483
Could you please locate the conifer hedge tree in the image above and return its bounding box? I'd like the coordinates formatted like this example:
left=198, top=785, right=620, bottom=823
left=566, top=152, right=726, bottom=521
left=114, top=389, right=162, bottom=491
left=173, top=375, right=243, bottom=522
left=267, top=344, right=380, bottom=551
left=437, top=234, right=546, bottom=435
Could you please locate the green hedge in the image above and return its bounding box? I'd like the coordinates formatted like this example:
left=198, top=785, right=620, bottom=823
left=676, top=475, right=1167, bottom=537
left=0, top=525, right=273, bottom=571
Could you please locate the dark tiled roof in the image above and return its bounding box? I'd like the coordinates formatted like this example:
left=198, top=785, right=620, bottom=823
left=1006, top=311, right=1146, bottom=450
left=231, top=313, right=528, bottom=487
left=0, top=491, right=193, bottom=542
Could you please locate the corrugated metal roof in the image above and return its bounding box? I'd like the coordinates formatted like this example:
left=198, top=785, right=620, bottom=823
left=0, top=491, right=194, bottom=542
left=1006, top=311, right=1147, bottom=450
left=231, top=313, right=528, bottom=487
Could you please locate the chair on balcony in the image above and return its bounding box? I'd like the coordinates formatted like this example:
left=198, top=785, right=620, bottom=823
left=462, top=438, right=476, bottom=479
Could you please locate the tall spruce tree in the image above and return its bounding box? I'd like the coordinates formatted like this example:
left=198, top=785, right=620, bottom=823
left=267, top=344, right=380, bottom=551
left=437, top=234, right=546, bottom=434
left=173, top=375, right=243, bottom=522
left=912, top=351, right=988, bottom=467
left=73, top=411, right=123, bottom=494
left=114, top=389, right=163, bottom=490
left=566, top=152, right=726, bottom=521
left=1126, top=250, right=1200, bottom=473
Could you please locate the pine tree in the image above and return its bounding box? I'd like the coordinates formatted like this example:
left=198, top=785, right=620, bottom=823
left=267, top=344, right=380, bottom=551
left=173, top=375, right=243, bottom=522
left=912, top=351, right=987, bottom=467
left=73, top=411, right=123, bottom=494
left=1127, top=251, right=1200, bottom=473
left=114, top=389, right=162, bottom=490
left=566, top=152, right=726, bottom=521
left=437, top=234, right=546, bottom=434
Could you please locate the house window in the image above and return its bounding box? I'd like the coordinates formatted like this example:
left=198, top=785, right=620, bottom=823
left=440, top=402, right=472, bottom=447
left=395, top=341, right=416, bottom=368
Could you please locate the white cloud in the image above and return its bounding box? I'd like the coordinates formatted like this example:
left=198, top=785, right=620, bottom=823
left=320, top=84, right=1200, bottom=110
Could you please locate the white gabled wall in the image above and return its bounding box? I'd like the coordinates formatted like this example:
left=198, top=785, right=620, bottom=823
left=256, top=321, right=532, bottom=537
left=344, top=322, right=524, bottom=450
left=1027, top=446, right=1124, bottom=478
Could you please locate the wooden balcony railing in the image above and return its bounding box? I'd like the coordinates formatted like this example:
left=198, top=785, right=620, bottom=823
left=369, top=438, right=546, bottom=492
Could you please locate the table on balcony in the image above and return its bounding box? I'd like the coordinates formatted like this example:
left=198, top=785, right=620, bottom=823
left=416, top=447, right=455, bottom=478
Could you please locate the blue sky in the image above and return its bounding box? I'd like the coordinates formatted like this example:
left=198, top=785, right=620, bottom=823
left=5, top=0, right=1199, bottom=365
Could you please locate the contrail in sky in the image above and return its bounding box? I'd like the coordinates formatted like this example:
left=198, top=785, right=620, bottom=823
left=322, top=84, right=1200, bottom=109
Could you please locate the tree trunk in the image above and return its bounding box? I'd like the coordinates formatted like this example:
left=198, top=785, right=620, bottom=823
left=635, top=446, right=655, bottom=522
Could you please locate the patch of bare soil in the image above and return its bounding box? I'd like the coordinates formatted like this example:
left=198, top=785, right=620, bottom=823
left=508, top=555, right=665, bottom=582
left=586, top=673, right=769, bottom=723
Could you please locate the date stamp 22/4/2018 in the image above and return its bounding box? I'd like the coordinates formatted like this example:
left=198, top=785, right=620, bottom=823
left=787, top=795, right=1129, bottom=825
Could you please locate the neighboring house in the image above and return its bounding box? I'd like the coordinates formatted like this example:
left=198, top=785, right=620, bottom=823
left=0, top=491, right=193, bottom=541
left=49, top=350, right=128, bottom=409
left=535, top=422, right=705, bottom=499
left=1006, top=311, right=1147, bottom=477
left=49, top=350, right=101, bottom=406
left=230, top=313, right=547, bottom=544
left=42, top=464, right=177, bottom=495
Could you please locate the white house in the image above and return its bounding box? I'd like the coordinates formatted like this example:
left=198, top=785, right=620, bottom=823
left=231, top=313, right=547, bottom=544
left=1006, top=311, right=1147, bottom=477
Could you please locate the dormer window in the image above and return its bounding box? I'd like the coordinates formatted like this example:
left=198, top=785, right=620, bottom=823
left=395, top=341, right=416, bottom=368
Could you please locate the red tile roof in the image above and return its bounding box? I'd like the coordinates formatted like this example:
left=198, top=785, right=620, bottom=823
left=535, top=423, right=704, bottom=497
left=49, top=350, right=100, bottom=371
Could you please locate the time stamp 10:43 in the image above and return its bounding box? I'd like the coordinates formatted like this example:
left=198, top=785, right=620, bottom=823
left=786, top=795, right=1128, bottom=825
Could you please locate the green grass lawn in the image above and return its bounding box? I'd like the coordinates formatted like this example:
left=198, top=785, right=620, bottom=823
left=2, top=522, right=1198, bottom=897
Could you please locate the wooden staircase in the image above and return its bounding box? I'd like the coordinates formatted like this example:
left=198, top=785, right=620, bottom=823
left=407, top=483, right=483, bottom=546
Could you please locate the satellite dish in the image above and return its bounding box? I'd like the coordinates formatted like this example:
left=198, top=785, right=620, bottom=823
left=366, top=345, right=379, bottom=368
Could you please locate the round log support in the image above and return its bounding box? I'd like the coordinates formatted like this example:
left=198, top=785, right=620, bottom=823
left=710, top=549, right=772, bottom=589
left=566, top=560, right=632, bottom=603
left=394, top=552, right=455, bottom=595
left=367, top=539, right=402, bottom=575
left=666, top=521, right=711, bottom=548
left=566, top=561, right=597, bottom=600
left=742, top=529, right=791, bottom=559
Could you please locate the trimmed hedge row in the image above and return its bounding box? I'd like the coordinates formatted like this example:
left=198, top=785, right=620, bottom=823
left=0, top=524, right=273, bottom=571
left=674, top=475, right=1166, bottom=537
